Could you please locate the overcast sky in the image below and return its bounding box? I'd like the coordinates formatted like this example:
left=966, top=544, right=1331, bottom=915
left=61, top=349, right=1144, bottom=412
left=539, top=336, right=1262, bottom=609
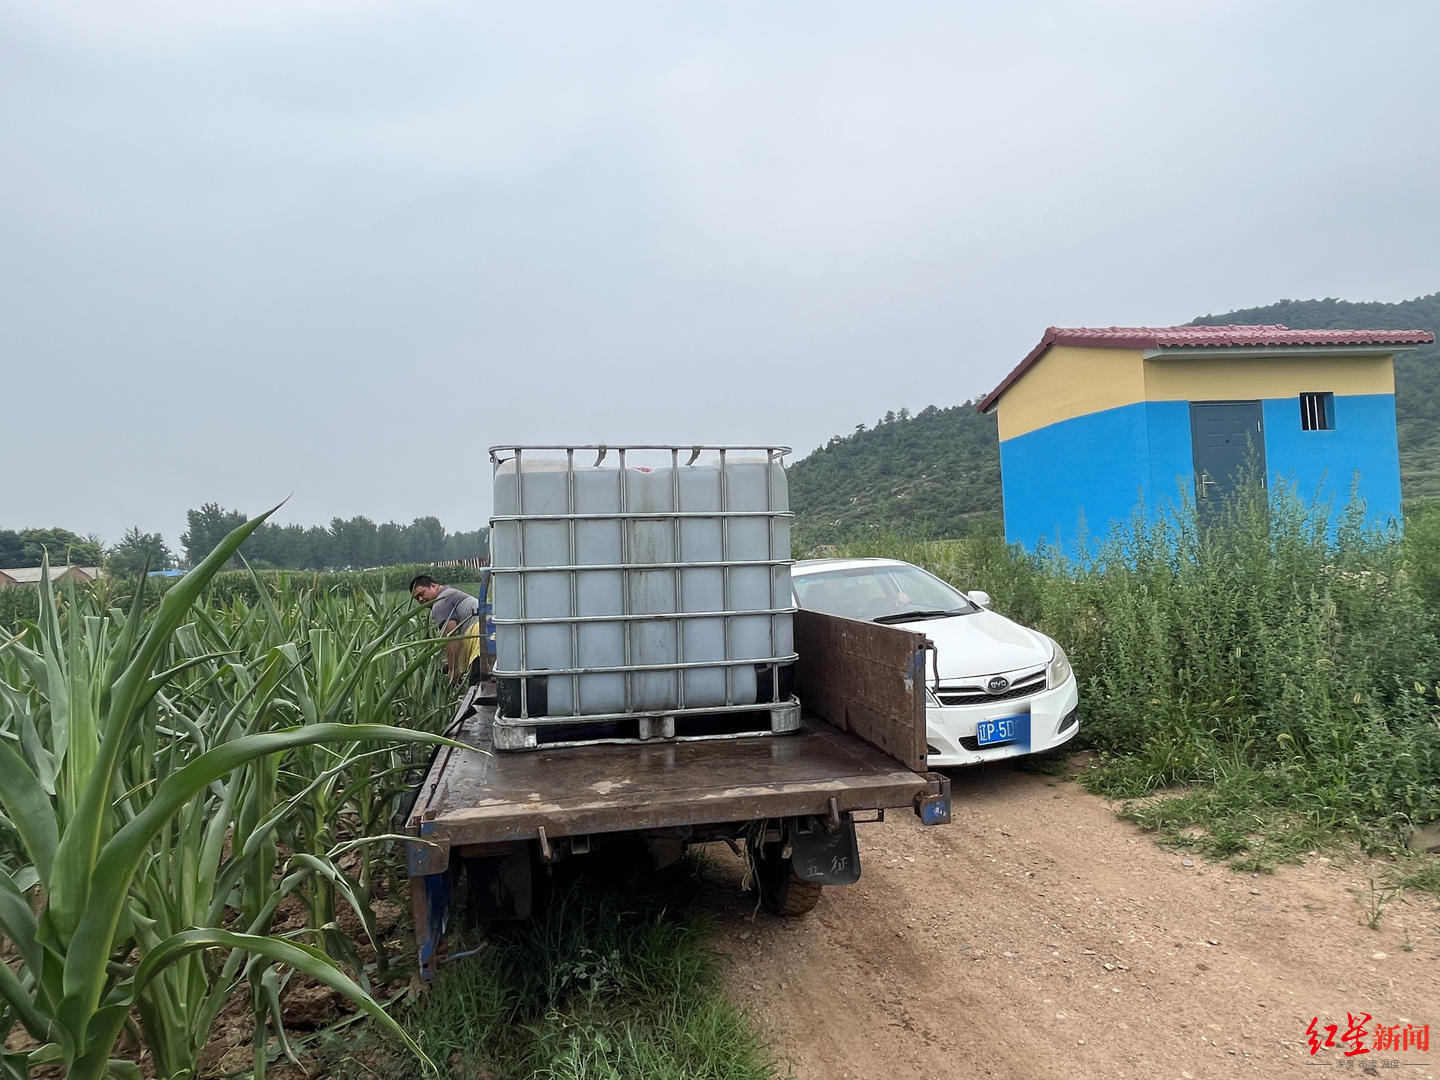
left=3, top=0, right=1437, bottom=550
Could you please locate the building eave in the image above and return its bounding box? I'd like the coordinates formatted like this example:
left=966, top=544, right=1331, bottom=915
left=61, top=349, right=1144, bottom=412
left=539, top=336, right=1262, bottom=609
left=1143, top=343, right=1420, bottom=361
left=978, top=328, right=1059, bottom=414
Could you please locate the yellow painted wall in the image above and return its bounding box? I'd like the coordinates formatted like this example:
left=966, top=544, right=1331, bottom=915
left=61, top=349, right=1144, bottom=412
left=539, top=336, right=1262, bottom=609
left=997, top=347, right=1396, bottom=441
left=1142, top=353, right=1394, bottom=401
left=996, top=345, right=1146, bottom=441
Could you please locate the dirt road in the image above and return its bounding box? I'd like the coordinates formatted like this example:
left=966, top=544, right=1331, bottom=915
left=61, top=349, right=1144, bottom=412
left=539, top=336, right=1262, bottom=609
left=704, top=762, right=1440, bottom=1080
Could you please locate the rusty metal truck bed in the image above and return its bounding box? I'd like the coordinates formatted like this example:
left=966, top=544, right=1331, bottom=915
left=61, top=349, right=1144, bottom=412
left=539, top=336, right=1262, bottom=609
left=411, top=704, right=940, bottom=848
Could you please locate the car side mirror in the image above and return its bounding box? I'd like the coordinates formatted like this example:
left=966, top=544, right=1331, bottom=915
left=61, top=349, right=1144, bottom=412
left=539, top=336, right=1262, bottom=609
left=966, top=590, right=992, bottom=608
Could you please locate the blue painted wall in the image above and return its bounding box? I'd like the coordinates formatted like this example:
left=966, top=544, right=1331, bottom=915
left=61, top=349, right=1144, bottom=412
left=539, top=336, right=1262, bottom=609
left=1143, top=400, right=1198, bottom=519
left=1000, top=393, right=1402, bottom=555
left=1259, top=393, right=1402, bottom=526
left=999, top=402, right=1152, bottom=553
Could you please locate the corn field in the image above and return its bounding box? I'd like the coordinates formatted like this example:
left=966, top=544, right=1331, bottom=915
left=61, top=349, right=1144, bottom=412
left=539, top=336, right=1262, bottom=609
left=0, top=512, right=460, bottom=1079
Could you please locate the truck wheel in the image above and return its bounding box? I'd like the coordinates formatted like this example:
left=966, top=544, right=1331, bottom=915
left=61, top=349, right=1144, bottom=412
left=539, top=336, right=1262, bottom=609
left=753, top=842, right=824, bottom=916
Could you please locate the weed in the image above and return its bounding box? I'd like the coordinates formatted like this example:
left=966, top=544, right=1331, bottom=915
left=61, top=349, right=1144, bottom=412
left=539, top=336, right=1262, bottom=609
left=1390, top=856, right=1440, bottom=894
left=1353, top=877, right=1403, bottom=930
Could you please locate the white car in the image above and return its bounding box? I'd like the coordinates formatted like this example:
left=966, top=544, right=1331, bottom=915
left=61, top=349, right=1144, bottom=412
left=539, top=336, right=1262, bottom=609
left=791, top=557, right=1080, bottom=768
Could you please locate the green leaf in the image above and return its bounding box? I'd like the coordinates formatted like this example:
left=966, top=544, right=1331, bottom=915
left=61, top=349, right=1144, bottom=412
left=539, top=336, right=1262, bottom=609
left=135, top=929, right=435, bottom=1074
left=257, top=965, right=300, bottom=1070
left=58, top=724, right=457, bottom=1037
left=0, top=737, right=58, bottom=883
left=45, top=506, right=284, bottom=973
left=0, top=680, right=56, bottom=795
left=0, top=867, right=42, bottom=976
left=0, top=942, right=53, bottom=1047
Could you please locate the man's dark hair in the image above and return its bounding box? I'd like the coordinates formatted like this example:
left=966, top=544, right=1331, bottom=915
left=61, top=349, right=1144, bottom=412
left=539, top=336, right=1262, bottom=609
left=409, top=574, right=437, bottom=591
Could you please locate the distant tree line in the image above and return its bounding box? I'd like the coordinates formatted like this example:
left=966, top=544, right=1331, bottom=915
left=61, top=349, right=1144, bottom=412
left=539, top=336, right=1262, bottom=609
left=179, top=503, right=489, bottom=572
left=0, top=528, right=104, bottom=568
left=1, top=508, right=489, bottom=577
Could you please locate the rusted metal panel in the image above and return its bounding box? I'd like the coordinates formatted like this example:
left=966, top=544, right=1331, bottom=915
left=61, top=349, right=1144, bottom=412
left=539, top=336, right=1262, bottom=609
left=406, top=822, right=452, bottom=877
left=405, top=612, right=938, bottom=853
left=916, top=771, right=952, bottom=825
left=406, top=711, right=935, bottom=848
left=792, top=610, right=929, bottom=773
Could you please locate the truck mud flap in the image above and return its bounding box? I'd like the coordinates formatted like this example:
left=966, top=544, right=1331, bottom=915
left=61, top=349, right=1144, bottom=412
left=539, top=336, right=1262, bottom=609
left=788, top=813, right=861, bottom=885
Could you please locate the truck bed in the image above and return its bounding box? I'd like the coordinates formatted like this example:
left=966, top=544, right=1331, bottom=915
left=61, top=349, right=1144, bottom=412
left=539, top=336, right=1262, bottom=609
left=406, top=611, right=950, bottom=864
left=409, top=701, right=940, bottom=849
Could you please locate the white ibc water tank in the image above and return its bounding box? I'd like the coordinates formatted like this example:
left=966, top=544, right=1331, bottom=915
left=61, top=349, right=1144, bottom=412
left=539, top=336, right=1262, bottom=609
left=491, top=446, right=794, bottom=723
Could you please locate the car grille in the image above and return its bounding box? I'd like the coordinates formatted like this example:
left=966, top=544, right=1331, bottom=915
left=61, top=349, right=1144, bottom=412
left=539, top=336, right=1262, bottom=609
left=934, top=670, right=1046, bottom=707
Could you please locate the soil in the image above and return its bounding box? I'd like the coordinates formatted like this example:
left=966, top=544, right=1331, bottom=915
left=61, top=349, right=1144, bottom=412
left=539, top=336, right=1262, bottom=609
left=706, top=760, right=1440, bottom=1080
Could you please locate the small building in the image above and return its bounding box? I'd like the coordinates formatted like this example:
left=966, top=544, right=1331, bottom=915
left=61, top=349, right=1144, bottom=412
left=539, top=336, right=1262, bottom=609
left=978, top=324, right=1435, bottom=554
left=0, top=566, right=102, bottom=586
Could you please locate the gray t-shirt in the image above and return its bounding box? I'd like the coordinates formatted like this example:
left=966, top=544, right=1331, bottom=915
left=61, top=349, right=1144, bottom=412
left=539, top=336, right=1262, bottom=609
left=430, top=586, right=479, bottom=633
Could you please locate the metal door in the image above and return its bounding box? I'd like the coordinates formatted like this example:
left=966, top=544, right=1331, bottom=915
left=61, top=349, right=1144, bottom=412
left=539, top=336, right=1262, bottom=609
left=1189, top=401, right=1265, bottom=506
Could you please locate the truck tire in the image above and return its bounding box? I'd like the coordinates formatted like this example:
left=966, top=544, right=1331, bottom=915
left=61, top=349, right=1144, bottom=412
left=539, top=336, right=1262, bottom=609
left=763, top=867, right=824, bottom=916
left=753, top=841, right=824, bottom=916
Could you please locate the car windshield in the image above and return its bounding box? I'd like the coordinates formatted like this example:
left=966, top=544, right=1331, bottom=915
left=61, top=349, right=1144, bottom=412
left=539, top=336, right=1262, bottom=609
left=791, top=563, right=978, bottom=622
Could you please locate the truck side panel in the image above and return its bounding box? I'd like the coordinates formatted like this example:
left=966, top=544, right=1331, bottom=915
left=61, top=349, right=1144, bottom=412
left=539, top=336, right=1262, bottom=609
left=793, top=609, right=929, bottom=773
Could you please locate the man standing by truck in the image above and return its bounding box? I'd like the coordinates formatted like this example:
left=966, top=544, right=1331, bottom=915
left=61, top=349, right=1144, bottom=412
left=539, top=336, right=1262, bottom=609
left=410, top=575, right=482, bottom=685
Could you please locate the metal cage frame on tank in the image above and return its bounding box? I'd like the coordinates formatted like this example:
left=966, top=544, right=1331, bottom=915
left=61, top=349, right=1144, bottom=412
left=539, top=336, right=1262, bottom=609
left=488, top=444, right=800, bottom=751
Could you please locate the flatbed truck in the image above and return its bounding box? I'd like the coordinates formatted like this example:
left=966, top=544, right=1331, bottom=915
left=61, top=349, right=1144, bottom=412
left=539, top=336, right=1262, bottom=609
left=405, top=609, right=951, bottom=975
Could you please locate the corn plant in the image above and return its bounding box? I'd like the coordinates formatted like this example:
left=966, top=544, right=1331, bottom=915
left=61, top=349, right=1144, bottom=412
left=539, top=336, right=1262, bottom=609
left=202, top=576, right=452, bottom=927
left=0, top=510, right=451, bottom=1080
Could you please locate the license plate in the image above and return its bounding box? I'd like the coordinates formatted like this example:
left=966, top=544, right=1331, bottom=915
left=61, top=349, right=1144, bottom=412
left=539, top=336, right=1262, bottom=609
left=975, top=715, right=1022, bottom=746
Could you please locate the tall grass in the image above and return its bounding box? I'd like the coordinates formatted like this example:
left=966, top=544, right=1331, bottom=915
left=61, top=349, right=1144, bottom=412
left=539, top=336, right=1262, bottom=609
left=841, top=483, right=1440, bottom=861
left=360, top=854, right=780, bottom=1080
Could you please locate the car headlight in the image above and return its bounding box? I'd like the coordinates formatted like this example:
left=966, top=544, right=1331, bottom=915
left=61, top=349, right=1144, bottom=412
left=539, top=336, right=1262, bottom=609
left=1046, top=640, right=1073, bottom=686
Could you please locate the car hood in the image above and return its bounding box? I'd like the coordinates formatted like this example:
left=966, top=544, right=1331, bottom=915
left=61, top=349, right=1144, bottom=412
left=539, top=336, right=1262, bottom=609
left=892, top=609, right=1052, bottom=681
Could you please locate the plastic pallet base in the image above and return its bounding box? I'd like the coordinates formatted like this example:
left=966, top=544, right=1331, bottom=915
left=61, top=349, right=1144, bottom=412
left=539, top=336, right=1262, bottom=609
left=491, top=698, right=802, bottom=752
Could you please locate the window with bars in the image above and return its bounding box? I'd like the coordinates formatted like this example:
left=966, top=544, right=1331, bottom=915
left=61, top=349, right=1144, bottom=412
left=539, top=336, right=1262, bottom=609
left=1300, top=392, right=1334, bottom=431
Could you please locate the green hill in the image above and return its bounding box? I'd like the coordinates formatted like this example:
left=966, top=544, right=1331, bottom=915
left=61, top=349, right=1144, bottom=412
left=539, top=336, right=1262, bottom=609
left=790, top=294, right=1440, bottom=545
left=788, top=404, right=1001, bottom=551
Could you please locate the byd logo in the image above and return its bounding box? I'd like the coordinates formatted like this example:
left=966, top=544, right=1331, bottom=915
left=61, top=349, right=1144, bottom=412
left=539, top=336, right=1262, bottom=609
left=986, top=676, right=1010, bottom=694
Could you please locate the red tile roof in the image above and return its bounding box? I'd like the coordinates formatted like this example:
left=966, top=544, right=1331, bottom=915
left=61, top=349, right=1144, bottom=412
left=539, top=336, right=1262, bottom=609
left=978, top=324, right=1434, bottom=414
